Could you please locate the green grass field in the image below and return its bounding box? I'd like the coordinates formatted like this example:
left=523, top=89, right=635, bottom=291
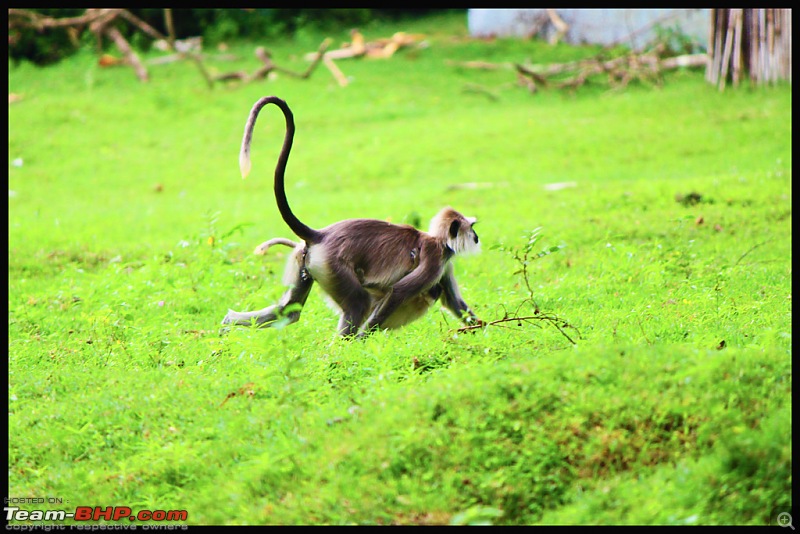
left=8, top=12, right=792, bottom=525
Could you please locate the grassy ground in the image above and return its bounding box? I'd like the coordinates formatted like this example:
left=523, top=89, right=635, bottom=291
left=8, top=12, right=792, bottom=525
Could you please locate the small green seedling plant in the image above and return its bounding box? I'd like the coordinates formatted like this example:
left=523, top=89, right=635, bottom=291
left=461, top=228, right=579, bottom=344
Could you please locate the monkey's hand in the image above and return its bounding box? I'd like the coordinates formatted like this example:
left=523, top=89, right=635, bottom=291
left=462, top=312, right=485, bottom=326
left=456, top=318, right=486, bottom=334
left=461, top=316, right=486, bottom=331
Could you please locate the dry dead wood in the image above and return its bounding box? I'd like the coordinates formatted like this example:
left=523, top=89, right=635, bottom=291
left=295, top=30, right=425, bottom=86
left=8, top=8, right=335, bottom=89
left=303, top=30, right=425, bottom=61
left=517, top=51, right=706, bottom=75
left=452, top=47, right=707, bottom=94
left=323, top=55, right=349, bottom=87
left=9, top=8, right=110, bottom=29
left=214, top=39, right=331, bottom=85
left=103, top=25, right=149, bottom=82
left=8, top=8, right=161, bottom=82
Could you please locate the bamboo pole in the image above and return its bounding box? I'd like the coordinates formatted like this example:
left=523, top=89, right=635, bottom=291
left=732, top=8, right=743, bottom=87
left=706, top=9, right=791, bottom=89
left=756, top=9, right=765, bottom=83
left=717, top=9, right=737, bottom=90
left=706, top=9, right=719, bottom=83
left=768, top=9, right=775, bottom=83
left=787, top=10, right=792, bottom=83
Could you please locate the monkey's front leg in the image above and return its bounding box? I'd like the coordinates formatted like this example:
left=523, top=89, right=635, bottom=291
left=440, top=263, right=483, bottom=326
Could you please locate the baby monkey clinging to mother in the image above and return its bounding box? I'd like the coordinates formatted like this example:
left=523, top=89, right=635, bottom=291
left=222, top=96, right=483, bottom=338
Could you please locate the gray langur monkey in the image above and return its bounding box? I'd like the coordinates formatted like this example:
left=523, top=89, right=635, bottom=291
left=221, top=96, right=483, bottom=338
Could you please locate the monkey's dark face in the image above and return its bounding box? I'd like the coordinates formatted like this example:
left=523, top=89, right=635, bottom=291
left=464, top=216, right=480, bottom=246
left=471, top=222, right=479, bottom=244
left=452, top=217, right=481, bottom=257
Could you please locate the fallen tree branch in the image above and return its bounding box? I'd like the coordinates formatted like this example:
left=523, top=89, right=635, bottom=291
left=9, top=8, right=109, bottom=29
left=513, top=47, right=707, bottom=93
left=272, top=38, right=331, bottom=79
left=118, top=9, right=167, bottom=41
left=451, top=46, right=707, bottom=95
left=188, top=51, right=214, bottom=89
left=323, top=56, right=349, bottom=87
left=10, top=8, right=153, bottom=81
left=303, top=30, right=425, bottom=61
left=9, top=8, right=223, bottom=87
left=214, top=39, right=331, bottom=85
left=455, top=312, right=581, bottom=345
left=102, top=25, right=148, bottom=82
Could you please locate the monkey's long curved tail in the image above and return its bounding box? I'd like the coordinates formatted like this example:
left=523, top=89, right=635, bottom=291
left=240, top=96, right=323, bottom=245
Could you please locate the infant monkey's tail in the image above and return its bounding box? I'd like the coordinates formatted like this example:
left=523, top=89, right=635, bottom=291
left=254, top=237, right=302, bottom=256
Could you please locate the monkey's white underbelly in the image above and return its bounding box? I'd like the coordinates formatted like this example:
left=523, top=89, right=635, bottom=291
left=304, top=246, right=332, bottom=287
left=381, top=293, right=436, bottom=329
left=318, top=292, right=435, bottom=330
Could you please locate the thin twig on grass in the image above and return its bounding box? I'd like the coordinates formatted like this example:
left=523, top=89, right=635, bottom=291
left=734, top=240, right=769, bottom=266
left=456, top=311, right=580, bottom=345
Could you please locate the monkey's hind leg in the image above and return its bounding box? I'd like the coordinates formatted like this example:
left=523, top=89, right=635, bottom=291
left=221, top=274, right=313, bottom=329
left=221, top=245, right=313, bottom=330
left=326, top=269, right=373, bottom=338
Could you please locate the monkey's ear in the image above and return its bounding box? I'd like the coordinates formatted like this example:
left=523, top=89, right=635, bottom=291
left=449, top=220, right=460, bottom=239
